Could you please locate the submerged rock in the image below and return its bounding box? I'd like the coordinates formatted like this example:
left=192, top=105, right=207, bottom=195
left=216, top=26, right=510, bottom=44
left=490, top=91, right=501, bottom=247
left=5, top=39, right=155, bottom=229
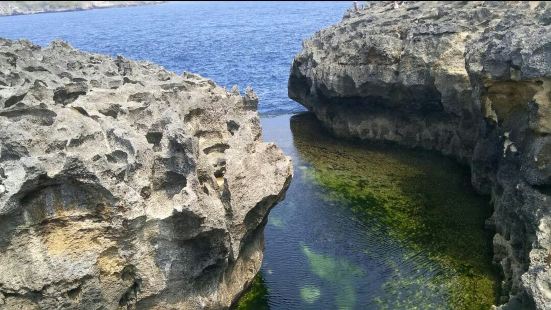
left=289, top=1, right=551, bottom=309
left=0, top=38, right=292, bottom=309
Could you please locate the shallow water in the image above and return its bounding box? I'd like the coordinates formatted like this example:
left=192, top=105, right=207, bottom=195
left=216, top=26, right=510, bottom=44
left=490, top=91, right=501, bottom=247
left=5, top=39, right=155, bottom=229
left=0, top=2, right=498, bottom=309
left=235, top=113, right=497, bottom=309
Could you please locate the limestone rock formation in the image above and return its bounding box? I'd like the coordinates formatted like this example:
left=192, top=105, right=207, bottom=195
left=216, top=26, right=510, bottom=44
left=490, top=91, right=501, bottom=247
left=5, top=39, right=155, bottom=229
left=0, top=38, right=292, bottom=309
left=289, top=1, right=551, bottom=309
left=0, top=1, right=165, bottom=16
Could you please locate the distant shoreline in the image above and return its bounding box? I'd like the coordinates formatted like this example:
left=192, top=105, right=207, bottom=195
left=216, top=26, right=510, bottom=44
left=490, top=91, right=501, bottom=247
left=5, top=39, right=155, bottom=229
left=0, top=1, right=166, bottom=17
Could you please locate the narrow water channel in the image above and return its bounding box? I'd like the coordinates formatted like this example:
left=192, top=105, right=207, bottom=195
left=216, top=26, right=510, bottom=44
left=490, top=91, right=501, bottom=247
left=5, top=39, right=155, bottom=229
left=236, top=113, right=498, bottom=310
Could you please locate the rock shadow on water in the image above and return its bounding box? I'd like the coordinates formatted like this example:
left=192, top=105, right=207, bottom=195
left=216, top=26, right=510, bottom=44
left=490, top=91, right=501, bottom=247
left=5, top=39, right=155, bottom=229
left=289, top=112, right=500, bottom=309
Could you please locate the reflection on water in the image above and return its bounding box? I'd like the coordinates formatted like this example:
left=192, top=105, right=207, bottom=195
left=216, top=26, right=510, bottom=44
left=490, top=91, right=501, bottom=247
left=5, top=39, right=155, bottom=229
left=236, top=113, right=498, bottom=309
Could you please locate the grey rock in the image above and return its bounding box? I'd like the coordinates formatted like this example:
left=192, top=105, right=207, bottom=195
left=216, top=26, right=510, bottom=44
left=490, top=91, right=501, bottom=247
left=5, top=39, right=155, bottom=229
left=0, top=1, right=165, bottom=16
left=0, top=38, right=292, bottom=309
left=289, top=1, right=551, bottom=309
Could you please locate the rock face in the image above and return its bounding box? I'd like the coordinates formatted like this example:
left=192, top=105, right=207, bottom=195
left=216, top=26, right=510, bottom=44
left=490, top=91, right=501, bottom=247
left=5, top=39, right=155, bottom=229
left=0, top=1, right=164, bottom=16
left=289, top=1, right=551, bottom=309
left=0, top=39, right=292, bottom=309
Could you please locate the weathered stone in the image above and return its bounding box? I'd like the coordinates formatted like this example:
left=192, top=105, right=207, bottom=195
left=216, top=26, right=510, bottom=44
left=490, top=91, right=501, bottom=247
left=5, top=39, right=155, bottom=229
left=0, top=39, right=292, bottom=310
left=0, top=1, right=165, bottom=16
left=289, top=1, right=551, bottom=309
left=53, top=82, right=88, bottom=105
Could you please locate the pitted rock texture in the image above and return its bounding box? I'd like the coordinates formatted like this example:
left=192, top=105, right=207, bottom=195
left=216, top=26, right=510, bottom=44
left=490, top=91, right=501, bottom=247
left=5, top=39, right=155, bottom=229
left=289, top=1, right=551, bottom=309
left=0, top=1, right=164, bottom=16
left=0, top=38, right=292, bottom=310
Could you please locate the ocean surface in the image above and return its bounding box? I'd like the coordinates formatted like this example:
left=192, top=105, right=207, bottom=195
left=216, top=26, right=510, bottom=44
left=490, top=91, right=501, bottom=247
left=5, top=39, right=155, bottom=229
left=0, top=1, right=350, bottom=115
left=0, top=2, right=497, bottom=309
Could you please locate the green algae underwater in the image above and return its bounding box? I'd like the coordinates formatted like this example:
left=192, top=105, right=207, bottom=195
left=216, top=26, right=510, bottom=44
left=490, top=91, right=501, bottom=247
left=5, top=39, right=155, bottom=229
left=235, top=113, right=499, bottom=310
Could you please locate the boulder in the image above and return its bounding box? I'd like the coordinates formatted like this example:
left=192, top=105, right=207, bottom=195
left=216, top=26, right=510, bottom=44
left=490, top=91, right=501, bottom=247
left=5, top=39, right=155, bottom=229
left=0, top=38, right=292, bottom=309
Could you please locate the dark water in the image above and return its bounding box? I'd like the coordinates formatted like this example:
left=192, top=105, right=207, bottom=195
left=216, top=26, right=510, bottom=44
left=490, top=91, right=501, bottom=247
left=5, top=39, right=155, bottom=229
left=0, top=2, right=498, bottom=309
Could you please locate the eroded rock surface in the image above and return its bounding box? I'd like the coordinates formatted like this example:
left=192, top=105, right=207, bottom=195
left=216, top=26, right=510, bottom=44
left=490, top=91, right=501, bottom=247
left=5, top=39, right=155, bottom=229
left=0, top=38, right=292, bottom=309
left=289, top=1, right=551, bottom=309
left=0, top=1, right=164, bottom=16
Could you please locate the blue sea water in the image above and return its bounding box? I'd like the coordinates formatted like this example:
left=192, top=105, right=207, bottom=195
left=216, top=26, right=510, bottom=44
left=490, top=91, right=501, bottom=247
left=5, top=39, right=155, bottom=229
left=0, top=1, right=350, bottom=115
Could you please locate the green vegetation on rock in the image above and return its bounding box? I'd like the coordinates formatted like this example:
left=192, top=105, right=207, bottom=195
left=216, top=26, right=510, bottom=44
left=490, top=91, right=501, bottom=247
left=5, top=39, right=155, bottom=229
left=234, top=274, right=270, bottom=310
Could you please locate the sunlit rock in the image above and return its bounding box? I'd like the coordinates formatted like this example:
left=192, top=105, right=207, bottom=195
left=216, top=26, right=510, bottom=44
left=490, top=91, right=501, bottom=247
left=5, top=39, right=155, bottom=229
left=0, top=38, right=292, bottom=309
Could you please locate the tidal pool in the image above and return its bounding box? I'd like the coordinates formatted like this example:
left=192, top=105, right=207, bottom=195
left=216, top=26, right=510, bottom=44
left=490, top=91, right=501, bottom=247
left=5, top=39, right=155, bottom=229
left=236, top=113, right=499, bottom=310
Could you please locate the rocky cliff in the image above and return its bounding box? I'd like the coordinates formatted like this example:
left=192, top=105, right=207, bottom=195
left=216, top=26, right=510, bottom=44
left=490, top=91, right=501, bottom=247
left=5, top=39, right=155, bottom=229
left=289, top=1, right=551, bottom=309
left=0, top=38, right=292, bottom=309
left=0, top=1, right=164, bottom=16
